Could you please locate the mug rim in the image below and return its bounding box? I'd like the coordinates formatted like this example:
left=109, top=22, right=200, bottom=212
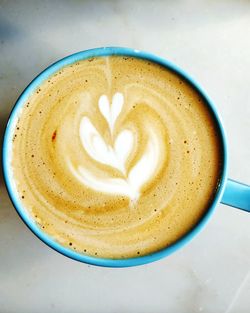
left=2, top=47, right=228, bottom=267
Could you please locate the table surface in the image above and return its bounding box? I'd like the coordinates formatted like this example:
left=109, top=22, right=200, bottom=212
left=0, top=1, right=250, bottom=312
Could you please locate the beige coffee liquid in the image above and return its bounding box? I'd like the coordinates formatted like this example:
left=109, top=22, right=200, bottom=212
left=11, top=56, right=222, bottom=258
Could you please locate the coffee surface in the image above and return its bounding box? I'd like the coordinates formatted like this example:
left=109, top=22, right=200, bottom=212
left=11, top=56, right=222, bottom=258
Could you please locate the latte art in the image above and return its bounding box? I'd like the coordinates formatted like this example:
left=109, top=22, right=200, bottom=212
left=69, top=92, right=161, bottom=201
left=11, top=56, right=222, bottom=258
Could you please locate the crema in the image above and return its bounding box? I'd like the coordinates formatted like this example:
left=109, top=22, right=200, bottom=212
left=11, top=56, right=222, bottom=258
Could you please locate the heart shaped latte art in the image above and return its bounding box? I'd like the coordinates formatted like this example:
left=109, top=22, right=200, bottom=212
left=79, top=93, right=133, bottom=174
left=69, top=92, right=160, bottom=201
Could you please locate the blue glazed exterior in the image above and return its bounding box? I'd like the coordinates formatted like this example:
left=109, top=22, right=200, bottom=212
left=2, top=47, right=228, bottom=267
left=222, top=179, right=250, bottom=212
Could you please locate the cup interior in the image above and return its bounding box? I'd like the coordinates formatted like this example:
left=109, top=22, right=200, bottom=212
left=2, top=47, right=228, bottom=267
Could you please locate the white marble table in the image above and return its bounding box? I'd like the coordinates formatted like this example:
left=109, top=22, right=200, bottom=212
left=0, top=1, right=250, bottom=312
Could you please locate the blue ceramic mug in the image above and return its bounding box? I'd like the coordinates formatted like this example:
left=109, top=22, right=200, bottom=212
left=2, top=47, right=250, bottom=267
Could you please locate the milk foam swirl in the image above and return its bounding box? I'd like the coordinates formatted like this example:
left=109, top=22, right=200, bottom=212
left=11, top=56, right=222, bottom=258
left=68, top=92, right=161, bottom=201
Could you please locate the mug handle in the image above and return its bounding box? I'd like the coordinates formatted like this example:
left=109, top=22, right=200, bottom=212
left=221, top=179, right=250, bottom=212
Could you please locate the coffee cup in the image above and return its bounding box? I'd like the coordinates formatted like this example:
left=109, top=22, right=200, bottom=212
left=2, top=47, right=249, bottom=267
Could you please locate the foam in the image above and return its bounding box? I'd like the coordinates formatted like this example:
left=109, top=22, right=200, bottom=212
left=10, top=56, right=222, bottom=258
left=75, top=92, right=161, bottom=201
left=71, top=121, right=160, bottom=201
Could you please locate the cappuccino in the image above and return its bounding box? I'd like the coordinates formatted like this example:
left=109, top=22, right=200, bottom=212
left=11, top=56, right=222, bottom=258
